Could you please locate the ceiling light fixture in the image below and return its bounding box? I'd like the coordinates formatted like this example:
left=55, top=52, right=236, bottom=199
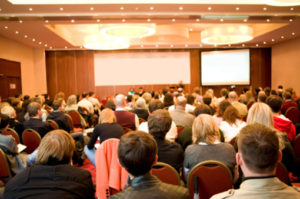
left=15, top=31, right=19, bottom=34
left=90, top=7, right=94, bottom=11
left=263, top=7, right=267, bottom=11
left=59, top=7, right=63, bottom=11
left=4, top=26, right=8, bottom=29
left=201, top=25, right=253, bottom=45
left=28, top=7, right=33, bottom=11
left=208, top=7, right=212, bottom=10
left=45, top=20, right=49, bottom=23
left=19, top=20, right=23, bottom=23
left=120, top=7, right=124, bottom=10
left=289, top=19, right=293, bottom=22
left=179, top=6, right=183, bottom=10
left=24, top=35, right=28, bottom=38
left=236, top=7, right=240, bottom=11
left=263, top=0, right=300, bottom=6
left=172, top=18, right=176, bottom=22
left=100, top=24, right=156, bottom=38
left=97, top=19, right=100, bottom=22
left=84, top=34, right=130, bottom=50
left=150, top=7, right=154, bottom=10
left=32, top=38, right=35, bottom=41
left=292, top=32, right=295, bottom=35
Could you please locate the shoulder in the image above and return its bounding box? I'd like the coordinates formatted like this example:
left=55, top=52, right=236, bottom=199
left=211, top=189, right=235, bottom=199
left=160, top=183, right=190, bottom=199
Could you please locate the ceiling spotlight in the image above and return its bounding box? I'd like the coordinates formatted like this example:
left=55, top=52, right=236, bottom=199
left=243, top=19, right=248, bottom=22
left=90, top=7, right=94, bottom=11
left=272, top=38, right=275, bottom=42
left=149, top=7, right=154, bottom=10
left=97, top=19, right=100, bottom=22
left=281, top=36, right=284, bottom=39
left=179, top=7, right=183, bottom=10
left=242, top=44, right=245, bottom=47
left=263, top=7, right=267, bottom=11
left=28, top=7, right=33, bottom=11
left=228, top=44, right=231, bottom=47
left=32, top=38, right=35, bottom=42
left=0, top=8, right=2, bottom=12
left=185, top=44, right=188, bottom=47
left=4, top=26, right=8, bottom=29
left=24, top=35, right=28, bottom=38
left=292, top=32, right=295, bottom=35
left=71, top=19, right=75, bottom=23
left=59, top=7, right=64, bottom=11
left=135, top=7, right=139, bottom=10
left=196, top=18, right=200, bottom=22
left=147, top=18, right=151, bottom=22
left=15, top=31, right=19, bottom=34
left=122, top=19, right=126, bottom=22
left=290, top=7, right=294, bottom=10
left=236, top=7, right=240, bottom=11
left=289, top=19, right=293, bottom=22
left=263, top=41, right=267, bottom=44
left=208, top=7, right=212, bottom=10
left=172, top=18, right=176, bottom=22
left=65, top=46, right=68, bottom=49
left=214, top=44, right=217, bottom=47
left=49, top=46, right=52, bottom=49
left=44, top=44, right=48, bottom=47
left=45, top=20, right=49, bottom=23
left=100, top=24, right=156, bottom=38
left=80, top=46, right=83, bottom=48
left=266, top=19, right=270, bottom=22
left=120, top=7, right=124, bottom=10
left=19, top=20, right=23, bottom=23
left=38, top=41, right=42, bottom=44
left=256, top=44, right=259, bottom=47
left=170, top=44, right=174, bottom=48
left=220, top=19, right=224, bottom=22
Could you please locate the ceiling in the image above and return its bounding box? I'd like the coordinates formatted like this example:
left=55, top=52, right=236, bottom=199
left=0, top=0, right=299, bottom=50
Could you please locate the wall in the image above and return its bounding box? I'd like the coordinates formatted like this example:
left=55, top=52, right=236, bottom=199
left=0, top=35, right=47, bottom=96
left=272, top=37, right=300, bottom=96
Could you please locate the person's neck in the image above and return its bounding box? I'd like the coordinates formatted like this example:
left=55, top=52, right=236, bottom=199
left=32, top=116, right=40, bottom=119
left=242, top=165, right=276, bottom=178
left=273, top=112, right=281, bottom=117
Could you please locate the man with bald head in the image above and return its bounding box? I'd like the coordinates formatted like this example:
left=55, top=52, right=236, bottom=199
left=114, top=94, right=139, bottom=130
left=228, top=91, right=248, bottom=118
left=169, top=96, right=195, bottom=128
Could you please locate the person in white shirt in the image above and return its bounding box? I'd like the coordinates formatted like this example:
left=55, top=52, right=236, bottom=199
left=78, top=92, right=94, bottom=114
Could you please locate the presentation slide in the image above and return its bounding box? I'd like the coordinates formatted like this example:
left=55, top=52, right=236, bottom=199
left=201, top=49, right=250, bottom=86
left=94, top=51, right=190, bottom=86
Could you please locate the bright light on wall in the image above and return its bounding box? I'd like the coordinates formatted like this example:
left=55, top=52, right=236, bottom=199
left=83, top=34, right=130, bottom=50
left=263, top=0, right=300, bottom=6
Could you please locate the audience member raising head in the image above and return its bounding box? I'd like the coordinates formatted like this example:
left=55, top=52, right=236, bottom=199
left=110, top=131, right=190, bottom=199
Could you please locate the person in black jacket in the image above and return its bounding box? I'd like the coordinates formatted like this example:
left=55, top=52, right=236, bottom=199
left=47, top=99, right=70, bottom=132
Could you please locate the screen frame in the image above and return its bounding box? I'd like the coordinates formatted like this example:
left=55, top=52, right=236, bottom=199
left=200, top=48, right=251, bottom=86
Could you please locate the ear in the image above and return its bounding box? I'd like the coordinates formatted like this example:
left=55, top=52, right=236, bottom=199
left=277, top=150, right=282, bottom=162
left=236, top=152, right=243, bottom=166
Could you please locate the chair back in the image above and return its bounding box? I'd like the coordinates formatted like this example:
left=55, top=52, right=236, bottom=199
left=139, top=117, right=146, bottom=124
left=151, top=162, right=181, bottom=185
left=187, top=160, right=233, bottom=199
left=123, top=127, right=133, bottom=134
left=276, top=162, right=290, bottom=185
left=46, top=120, right=59, bottom=130
left=0, top=148, right=12, bottom=183
left=68, top=111, right=83, bottom=128
left=65, top=114, right=74, bottom=133
left=22, top=129, right=41, bottom=153
left=285, top=106, right=300, bottom=124
left=2, top=128, right=20, bottom=144
left=229, top=137, right=236, bottom=146
left=294, top=134, right=300, bottom=158
left=177, top=125, right=185, bottom=137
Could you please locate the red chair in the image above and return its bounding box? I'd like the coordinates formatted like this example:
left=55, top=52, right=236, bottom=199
left=151, top=162, right=181, bottom=185
left=285, top=106, right=300, bottom=124
left=123, top=127, right=133, bottom=134
left=65, top=114, right=74, bottom=133
left=139, top=117, right=146, bottom=125
left=68, top=111, right=84, bottom=128
left=176, top=125, right=185, bottom=137
left=229, top=137, right=237, bottom=146
left=187, top=160, right=233, bottom=199
left=46, top=120, right=59, bottom=130
left=22, top=129, right=41, bottom=154
left=276, top=162, right=290, bottom=185
left=293, top=134, right=300, bottom=158
left=2, top=128, right=20, bottom=144
left=0, top=148, right=12, bottom=184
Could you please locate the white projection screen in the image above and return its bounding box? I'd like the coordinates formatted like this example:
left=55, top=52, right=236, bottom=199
left=201, top=49, right=250, bottom=86
left=94, top=51, right=190, bottom=86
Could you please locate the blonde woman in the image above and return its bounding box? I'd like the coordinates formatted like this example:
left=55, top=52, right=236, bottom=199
left=183, top=114, right=236, bottom=179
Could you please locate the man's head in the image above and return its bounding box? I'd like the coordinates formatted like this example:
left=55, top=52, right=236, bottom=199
left=202, top=94, right=212, bottom=106
left=266, top=95, right=283, bottom=113
left=52, top=99, right=63, bottom=111
left=118, top=131, right=158, bottom=177
left=81, top=92, right=88, bottom=99
left=1, top=105, right=16, bottom=119
left=36, top=130, right=75, bottom=165
left=149, top=99, right=164, bottom=113
left=257, top=92, right=267, bottom=103
left=237, top=124, right=280, bottom=175
left=228, top=91, right=238, bottom=102
left=148, top=110, right=172, bottom=139
left=27, top=102, right=42, bottom=117
left=194, top=104, right=212, bottom=116
left=114, top=94, right=125, bottom=107
left=175, top=96, right=187, bottom=110
left=135, top=98, right=146, bottom=110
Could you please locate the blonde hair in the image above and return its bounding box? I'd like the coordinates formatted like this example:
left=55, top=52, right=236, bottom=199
left=67, top=95, right=77, bottom=106
left=36, top=130, right=75, bottom=165
left=247, top=102, right=274, bottom=128
left=192, top=114, right=220, bottom=144
left=1, top=105, right=16, bottom=118
left=99, top=108, right=116, bottom=124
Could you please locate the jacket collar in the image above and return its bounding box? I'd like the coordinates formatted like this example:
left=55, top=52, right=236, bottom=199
left=130, top=173, right=160, bottom=189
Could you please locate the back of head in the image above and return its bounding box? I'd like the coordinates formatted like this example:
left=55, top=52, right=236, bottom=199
left=194, top=87, right=200, bottom=94
left=142, top=92, right=152, bottom=104
left=283, top=91, right=292, bottom=100
left=228, top=91, right=237, bottom=101
left=88, top=91, right=94, bottom=97
left=67, top=95, right=77, bottom=106
left=1, top=105, right=16, bottom=119
left=149, top=99, right=164, bottom=113
left=52, top=99, right=63, bottom=111
left=115, top=94, right=125, bottom=107
left=238, top=124, right=279, bottom=174
left=0, top=114, right=10, bottom=130
left=55, top=91, right=65, bottom=101
left=247, top=102, right=274, bottom=128
left=192, top=114, right=220, bottom=144
left=99, top=108, right=116, bottom=124
left=175, top=96, right=187, bottom=107
left=118, top=131, right=157, bottom=177
left=217, top=100, right=231, bottom=117
left=194, top=104, right=212, bottom=116
left=266, top=95, right=283, bottom=113
left=223, top=105, right=240, bottom=124
left=203, top=94, right=212, bottom=105
left=220, top=88, right=228, bottom=97
left=81, top=92, right=88, bottom=99
left=36, top=130, right=75, bottom=165
left=186, top=94, right=195, bottom=105
left=148, top=110, right=172, bottom=139
left=27, top=102, right=41, bottom=117
left=135, top=98, right=146, bottom=109
left=105, top=99, right=116, bottom=111
left=258, top=92, right=267, bottom=103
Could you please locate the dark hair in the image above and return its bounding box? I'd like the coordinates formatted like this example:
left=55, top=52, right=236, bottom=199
left=271, top=90, right=277, bottom=96
left=194, top=104, right=212, bottom=117
left=105, top=99, right=116, bottom=111
left=238, top=123, right=279, bottom=173
left=52, top=100, right=63, bottom=111
left=223, top=106, right=240, bottom=124
left=0, top=114, right=10, bottom=129
left=148, top=110, right=172, bottom=139
left=266, top=95, right=283, bottom=113
left=88, top=91, right=94, bottom=97
left=82, top=92, right=88, bottom=98
left=258, top=93, right=267, bottom=103
left=163, top=93, right=174, bottom=108
left=186, top=94, right=195, bottom=105
left=203, top=95, right=212, bottom=106
left=264, top=87, right=271, bottom=97
left=149, top=99, right=164, bottom=113
left=217, top=100, right=231, bottom=117
left=23, top=95, right=30, bottom=101
left=283, top=91, right=292, bottom=100
left=118, top=131, right=157, bottom=176
left=278, top=85, right=283, bottom=89
left=14, top=93, right=21, bottom=98
left=27, top=102, right=41, bottom=117
left=220, top=88, right=228, bottom=98
left=162, top=88, right=168, bottom=95
left=127, top=95, right=132, bottom=102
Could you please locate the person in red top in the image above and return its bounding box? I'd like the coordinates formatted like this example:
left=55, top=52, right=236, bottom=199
left=281, top=91, right=298, bottom=115
left=266, top=95, right=296, bottom=142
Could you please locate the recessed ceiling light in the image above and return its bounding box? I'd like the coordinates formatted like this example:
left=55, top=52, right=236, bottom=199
left=172, top=18, right=176, bottom=22
left=196, top=18, right=200, bottom=22
left=208, top=7, right=212, bottom=11
left=24, top=35, right=27, bottom=38
left=185, top=44, right=188, bottom=47
left=28, top=7, right=33, bottom=11
left=38, top=41, right=42, bottom=44
left=199, top=44, right=202, bottom=47
left=49, top=46, right=52, bottom=49
left=243, top=19, right=247, bottom=22
left=266, top=19, right=270, bottom=22
left=150, top=7, right=154, bottom=10
left=179, top=6, right=183, bottom=10
left=120, top=7, right=124, bottom=10
left=59, top=7, right=64, bottom=11
left=289, top=19, right=293, bottom=22
left=263, top=7, right=267, bottom=11
left=272, top=38, right=275, bottom=42
left=292, top=32, right=295, bottom=35
left=4, top=26, right=8, bottom=29
left=220, top=18, right=224, bottom=22
left=80, top=46, right=83, bottom=48
left=189, top=28, right=193, bottom=31
left=71, top=19, right=75, bottom=23
left=263, top=41, right=267, bottom=44
left=242, top=44, right=245, bottom=47
left=19, top=20, right=23, bottom=23
left=15, top=31, right=19, bottom=34
left=140, top=44, right=144, bottom=48
left=147, top=18, right=151, bottom=22
left=90, top=7, right=94, bottom=11
left=45, top=20, right=49, bottom=23
left=236, top=7, right=240, bottom=11
left=228, top=44, right=231, bottom=47
left=122, top=19, right=126, bottom=22
left=155, top=44, right=159, bottom=48
left=135, top=7, right=139, bottom=10
left=256, top=44, right=259, bottom=47
left=32, top=38, right=35, bottom=42
left=44, top=44, right=48, bottom=47
left=97, top=19, right=100, bottom=22
left=170, top=44, right=174, bottom=48
left=281, top=36, right=284, bottom=39
left=290, top=7, right=294, bottom=11
left=65, top=46, right=68, bottom=49
left=0, top=8, right=2, bottom=12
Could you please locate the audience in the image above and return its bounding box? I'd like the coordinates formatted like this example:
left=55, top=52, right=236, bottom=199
left=130, top=97, right=149, bottom=121
left=109, top=131, right=190, bottom=199
left=46, top=99, right=70, bottom=132
left=212, top=124, right=300, bottom=199
left=78, top=92, right=94, bottom=114
left=228, top=91, right=248, bottom=118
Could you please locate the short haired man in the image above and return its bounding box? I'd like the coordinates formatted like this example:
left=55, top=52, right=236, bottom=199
left=212, top=124, right=300, bottom=199
left=148, top=110, right=184, bottom=172
left=266, top=95, right=296, bottom=141
left=228, top=91, right=248, bottom=118
left=110, top=131, right=190, bottom=199
left=23, top=102, right=52, bottom=137
left=47, top=100, right=70, bottom=132
left=281, top=91, right=298, bottom=115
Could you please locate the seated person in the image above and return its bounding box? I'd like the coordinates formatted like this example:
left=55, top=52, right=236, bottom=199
left=212, top=124, right=300, bottom=199
left=47, top=99, right=70, bottom=132
left=109, top=131, right=190, bottom=199
left=23, top=102, right=52, bottom=138
left=64, top=94, right=86, bottom=128
left=84, top=108, right=124, bottom=165
left=148, top=110, right=184, bottom=172
left=4, top=130, right=95, bottom=199
left=184, top=114, right=237, bottom=180
left=130, top=98, right=149, bottom=121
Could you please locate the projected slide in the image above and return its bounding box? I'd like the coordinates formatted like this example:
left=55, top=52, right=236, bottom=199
left=201, top=49, right=250, bottom=86
left=94, top=51, right=190, bottom=86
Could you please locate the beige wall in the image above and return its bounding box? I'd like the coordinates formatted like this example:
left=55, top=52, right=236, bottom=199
left=0, top=35, right=47, bottom=96
left=272, top=37, right=300, bottom=96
